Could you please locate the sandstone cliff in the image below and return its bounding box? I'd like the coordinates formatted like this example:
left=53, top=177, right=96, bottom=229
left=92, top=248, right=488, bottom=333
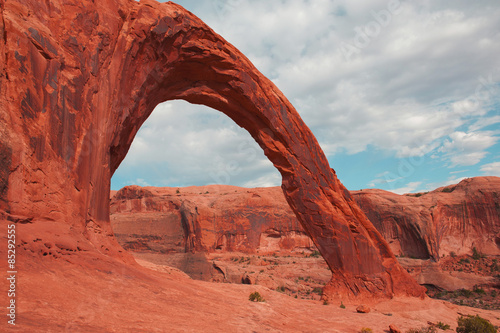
left=1, top=0, right=422, bottom=299
left=111, top=177, right=500, bottom=260
left=111, top=185, right=314, bottom=254
left=353, top=176, right=500, bottom=260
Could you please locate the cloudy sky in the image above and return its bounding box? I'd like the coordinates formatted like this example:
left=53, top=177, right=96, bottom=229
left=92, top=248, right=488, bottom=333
left=111, top=0, right=500, bottom=194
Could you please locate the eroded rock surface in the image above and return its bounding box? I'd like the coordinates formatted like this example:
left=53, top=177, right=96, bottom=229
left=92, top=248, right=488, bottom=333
left=0, top=0, right=422, bottom=299
left=352, top=177, right=500, bottom=260
left=111, top=185, right=315, bottom=254
left=111, top=177, right=500, bottom=261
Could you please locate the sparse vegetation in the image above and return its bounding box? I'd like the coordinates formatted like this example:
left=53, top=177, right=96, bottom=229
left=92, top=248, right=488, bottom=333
left=471, top=247, right=485, bottom=260
left=249, top=291, right=265, bottom=302
left=308, top=250, right=321, bottom=258
left=457, top=288, right=473, bottom=298
left=359, top=328, right=372, bottom=333
left=441, top=187, right=454, bottom=193
left=473, top=285, right=485, bottom=295
left=491, top=259, right=499, bottom=272
left=340, top=301, right=346, bottom=309
left=435, top=321, right=450, bottom=330
left=322, top=299, right=329, bottom=305
left=312, top=287, right=322, bottom=295
left=449, top=251, right=456, bottom=258
left=176, top=188, right=180, bottom=194
left=459, top=258, right=470, bottom=264
left=406, top=326, right=437, bottom=333
left=406, top=191, right=429, bottom=197
left=456, top=315, right=496, bottom=333
left=276, top=286, right=286, bottom=293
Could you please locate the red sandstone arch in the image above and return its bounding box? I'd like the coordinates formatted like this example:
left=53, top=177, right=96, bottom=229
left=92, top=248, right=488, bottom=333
left=0, top=0, right=424, bottom=299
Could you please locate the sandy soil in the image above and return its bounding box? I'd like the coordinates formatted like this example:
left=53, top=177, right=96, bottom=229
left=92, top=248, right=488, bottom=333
left=2, top=248, right=499, bottom=333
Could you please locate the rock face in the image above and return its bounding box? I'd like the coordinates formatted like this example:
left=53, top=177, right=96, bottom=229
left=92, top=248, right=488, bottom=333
left=352, top=177, right=500, bottom=260
left=111, top=185, right=315, bottom=254
left=0, top=0, right=423, bottom=299
left=111, top=177, right=500, bottom=261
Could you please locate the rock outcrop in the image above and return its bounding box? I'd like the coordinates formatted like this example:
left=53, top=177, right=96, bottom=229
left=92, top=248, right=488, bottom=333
left=111, top=177, right=500, bottom=261
left=111, top=185, right=315, bottom=254
left=0, top=0, right=423, bottom=299
left=352, top=177, right=500, bottom=260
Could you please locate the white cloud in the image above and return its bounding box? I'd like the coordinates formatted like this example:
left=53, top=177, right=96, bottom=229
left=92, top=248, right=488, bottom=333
left=113, top=101, right=280, bottom=188
left=388, top=181, right=422, bottom=195
left=112, top=0, right=500, bottom=190
left=368, top=171, right=402, bottom=188
left=424, top=176, right=468, bottom=191
left=480, top=162, right=500, bottom=176
left=439, top=131, right=498, bottom=166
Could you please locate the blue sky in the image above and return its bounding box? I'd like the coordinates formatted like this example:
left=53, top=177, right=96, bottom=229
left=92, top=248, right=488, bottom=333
left=112, top=0, right=500, bottom=194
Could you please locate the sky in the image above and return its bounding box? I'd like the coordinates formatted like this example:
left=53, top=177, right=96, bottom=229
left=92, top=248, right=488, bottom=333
left=111, top=0, right=500, bottom=194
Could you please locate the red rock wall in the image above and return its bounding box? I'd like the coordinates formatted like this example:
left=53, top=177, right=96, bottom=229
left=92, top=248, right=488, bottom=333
left=111, top=185, right=315, bottom=254
left=0, top=0, right=423, bottom=299
left=111, top=177, right=500, bottom=261
left=353, top=177, right=500, bottom=259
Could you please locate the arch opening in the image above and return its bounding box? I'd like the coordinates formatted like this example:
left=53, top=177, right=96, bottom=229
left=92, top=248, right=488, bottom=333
left=98, top=1, right=426, bottom=299
left=1, top=0, right=426, bottom=301
left=111, top=100, right=281, bottom=191
left=109, top=100, right=328, bottom=287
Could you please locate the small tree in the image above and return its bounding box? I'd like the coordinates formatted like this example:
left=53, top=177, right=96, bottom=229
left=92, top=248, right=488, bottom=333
left=471, top=247, right=484, bottom=260
left=249, top=291, right=265, bottom=302
left=456, top=315, right=496, bottom=333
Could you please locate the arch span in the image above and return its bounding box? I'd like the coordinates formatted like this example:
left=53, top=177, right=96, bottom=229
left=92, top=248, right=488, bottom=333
left=0, top=0, right=424, bottom=299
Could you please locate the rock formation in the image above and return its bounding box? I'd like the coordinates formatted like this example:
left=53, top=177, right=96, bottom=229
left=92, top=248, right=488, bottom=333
left=0, top=0, right=423, bottom=299
left=111, top=177, right=500, bottom=261
left=111, top=185, right=315, bottom=254
left=352, top=177, right=500, bottom=260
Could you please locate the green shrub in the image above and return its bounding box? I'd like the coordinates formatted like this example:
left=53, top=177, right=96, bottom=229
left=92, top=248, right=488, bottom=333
left=249, top=291, right=265, bottom=302
left=436, top=321, right=450, bottom=330
left=322, top=299, right=329, bottom=305
left=312, top=287, right=322, bottom=295
left=457, top=288, right=473, bottom=298
left=276, top=286, right=285, bottom=293
left=450, top=251, right=456, bottom=258
left=340, top=301, right=346, bottom=309
left=441, top=187, right=454, bottom=193
left=309, top=250, right=321, bottom=258
left=359, top=328, right=372, bottom=333
left=407, top=326, right=437, bottom=333
left=456, top=315, right=496, bottom=333
left=490, top=259, right=499, bottom=272
left=471, top=247, right=485, bottom=260
left=473, top=285, right=485, bottom=295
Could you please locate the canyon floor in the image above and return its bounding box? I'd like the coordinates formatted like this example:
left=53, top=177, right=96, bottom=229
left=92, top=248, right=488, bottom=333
left=3, top=247, right=500, bottom=333
left=131, top=250, right=500, bottom=310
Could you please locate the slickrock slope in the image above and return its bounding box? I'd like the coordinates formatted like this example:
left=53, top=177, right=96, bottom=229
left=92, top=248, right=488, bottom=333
left=352, top=176, right=500, bottom=260
left=0, top=0, right=422, bottom=299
